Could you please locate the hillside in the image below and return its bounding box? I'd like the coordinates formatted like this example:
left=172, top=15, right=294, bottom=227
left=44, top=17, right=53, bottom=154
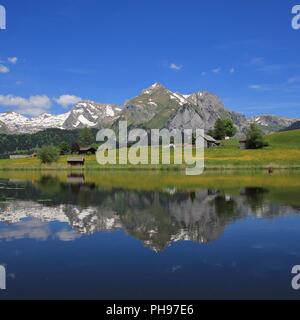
left=0, top=128, right=98, bottom=156
left=265, top=129, right=300, bottom=148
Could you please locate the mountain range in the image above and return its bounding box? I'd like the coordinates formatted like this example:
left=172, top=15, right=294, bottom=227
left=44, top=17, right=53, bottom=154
left=281, top=120, right=300, bottom=131
left=0, top=83, right=298, bottom=135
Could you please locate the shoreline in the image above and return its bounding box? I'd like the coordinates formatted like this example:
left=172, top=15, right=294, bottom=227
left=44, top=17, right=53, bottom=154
left=1, top=169, right=300, bottom=196
left=1, top=163, right=300, bottom=172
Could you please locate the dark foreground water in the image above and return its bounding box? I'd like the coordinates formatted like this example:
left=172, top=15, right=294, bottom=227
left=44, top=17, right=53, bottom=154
left=0, top=173, right=300, bottom=300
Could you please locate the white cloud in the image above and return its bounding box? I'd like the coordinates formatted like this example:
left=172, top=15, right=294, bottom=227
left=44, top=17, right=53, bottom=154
left=56, top=230, right=81, bottom=242
left=212, top=68, right=221, bottom=74
left=249, top=84, right=264, bottom=90
left=288, top=76, right=300, bottom=84
left=0, top=95, right=52, bottom=116
left=201, top=71, right=207, bottom=76
left=250, top=57, right=265, bottom=67
left=170, top=63, right=182, bottom=71
left=7, top=57, right=18, bottom=64
left=229, top=68, right=235, bottom=74
left=54, top=95, right=82, bottom=107
left=0, top=93, right=82, bottom=115
left=248, top=77, right=300, bottom=93
left=249, top=57, right=284, bottom=73
left=248, top=84, right=274, bottom=92
left=0, top=64, right=9, bottom=73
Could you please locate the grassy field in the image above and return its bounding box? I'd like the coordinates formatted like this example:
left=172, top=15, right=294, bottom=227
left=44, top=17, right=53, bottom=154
left=204, top=129, right=300, bottom=169
left=0, top=129, right=299, bottom=171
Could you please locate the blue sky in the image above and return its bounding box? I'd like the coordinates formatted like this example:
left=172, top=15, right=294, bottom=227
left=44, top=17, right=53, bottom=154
left=0, top=0, right=300, bottom=117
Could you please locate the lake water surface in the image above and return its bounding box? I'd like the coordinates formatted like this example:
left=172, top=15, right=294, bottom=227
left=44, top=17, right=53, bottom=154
left=0, top=172, right=300, bottom=300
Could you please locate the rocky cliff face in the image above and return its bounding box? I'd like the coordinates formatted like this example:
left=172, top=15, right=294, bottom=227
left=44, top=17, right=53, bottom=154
left=121, top=82, right=184, bottom=128
left=166, top=92, right=247, bottom=132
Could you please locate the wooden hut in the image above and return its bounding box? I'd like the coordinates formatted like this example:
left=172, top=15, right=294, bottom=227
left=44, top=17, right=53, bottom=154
left=195, top=133, right=220, bottom=148
left=204, top=134, right=220, bottom=148
left=78, top=147, right=97, bottom=155
left=239, top=138, right=247, bottom=149
left=67, top=157, right=85, bottom=167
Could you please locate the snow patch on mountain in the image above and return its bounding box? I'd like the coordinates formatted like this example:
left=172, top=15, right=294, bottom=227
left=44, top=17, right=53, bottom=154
left=63, top=101, right=122, bottom=130
left=77, top=115, right=96, bottom=127
left=249, top=115, right=300, bottom=132
left=171, top=93, right=189, bottom=106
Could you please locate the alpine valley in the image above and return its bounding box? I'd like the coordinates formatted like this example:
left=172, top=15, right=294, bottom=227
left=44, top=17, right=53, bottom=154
left=0, top=83, right=298, bottom=135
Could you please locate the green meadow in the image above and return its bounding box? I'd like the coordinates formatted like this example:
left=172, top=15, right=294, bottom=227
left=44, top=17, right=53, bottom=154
left=0, top=129, right=299, bottom=171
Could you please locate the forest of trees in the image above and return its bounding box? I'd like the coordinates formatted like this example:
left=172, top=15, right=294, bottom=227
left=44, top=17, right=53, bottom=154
left=0, top=128, right=98, bottom=157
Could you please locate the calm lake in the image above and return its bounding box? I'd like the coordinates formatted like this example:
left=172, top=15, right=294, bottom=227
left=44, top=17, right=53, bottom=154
left=0, top=171, right=300, bottom=300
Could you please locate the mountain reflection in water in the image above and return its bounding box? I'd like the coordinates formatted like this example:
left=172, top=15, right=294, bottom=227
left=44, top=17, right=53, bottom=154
left=0, top=174, right=297, bottom=252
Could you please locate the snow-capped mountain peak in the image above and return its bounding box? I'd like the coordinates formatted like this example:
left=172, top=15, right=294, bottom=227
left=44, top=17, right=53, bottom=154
left=142, top=82, right=169, bottom=95
left=63, top=100, right=122, bottom=130
left=0, top=111, right=29, bottom=123
left=0, top=99, right=122, bottom=134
